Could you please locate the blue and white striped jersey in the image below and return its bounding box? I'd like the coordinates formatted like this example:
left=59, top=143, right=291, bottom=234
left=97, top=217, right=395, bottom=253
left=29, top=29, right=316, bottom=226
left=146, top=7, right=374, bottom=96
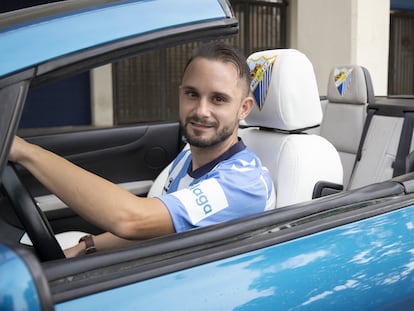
left=158, top=139, right=275, bottom=233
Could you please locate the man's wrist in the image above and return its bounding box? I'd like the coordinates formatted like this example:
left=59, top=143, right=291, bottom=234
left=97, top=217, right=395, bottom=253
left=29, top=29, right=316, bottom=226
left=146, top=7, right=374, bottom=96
left=79, top=235, right=97, bottom=254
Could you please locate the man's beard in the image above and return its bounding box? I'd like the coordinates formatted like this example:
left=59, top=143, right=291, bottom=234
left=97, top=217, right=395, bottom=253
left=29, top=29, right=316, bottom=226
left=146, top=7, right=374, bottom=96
left=181, top=117, right=237, bottom=148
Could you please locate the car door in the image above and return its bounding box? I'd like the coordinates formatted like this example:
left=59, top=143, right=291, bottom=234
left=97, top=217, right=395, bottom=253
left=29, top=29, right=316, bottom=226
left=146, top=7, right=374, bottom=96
left=16, top=121, right=182, bottom=235
left=43, top=178, right=414, bottom=311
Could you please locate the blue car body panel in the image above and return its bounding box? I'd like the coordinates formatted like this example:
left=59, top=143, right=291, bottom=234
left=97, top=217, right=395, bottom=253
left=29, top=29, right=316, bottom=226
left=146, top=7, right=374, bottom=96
left=0, top=244, right=42, bottom=311
left=0, top=0, right=226, bottom=77
left=55, top=205, right=414, bottom=310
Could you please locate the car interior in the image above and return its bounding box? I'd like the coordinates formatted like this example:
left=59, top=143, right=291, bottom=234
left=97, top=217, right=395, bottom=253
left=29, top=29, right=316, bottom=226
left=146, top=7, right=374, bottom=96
left=3, top=45, right=414, bottom=263
left=317, top=63, right=414, bottom=191
left=2, top=43, right=414, bottom=305
left=15, top=47, right=347, bottom=253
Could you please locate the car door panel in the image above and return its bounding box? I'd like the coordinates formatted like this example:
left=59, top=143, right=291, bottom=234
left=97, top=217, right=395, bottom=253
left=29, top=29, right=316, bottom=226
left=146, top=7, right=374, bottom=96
left=19, top=122, right=181, bottom=196
left=16, top=121, right=181, bottom=233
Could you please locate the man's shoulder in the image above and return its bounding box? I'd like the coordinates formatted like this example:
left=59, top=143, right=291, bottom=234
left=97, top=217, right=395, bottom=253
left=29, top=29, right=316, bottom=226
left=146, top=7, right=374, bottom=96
left=213, top=149, right=266, bottom=179
left=227, top=146, right=262, bottom=167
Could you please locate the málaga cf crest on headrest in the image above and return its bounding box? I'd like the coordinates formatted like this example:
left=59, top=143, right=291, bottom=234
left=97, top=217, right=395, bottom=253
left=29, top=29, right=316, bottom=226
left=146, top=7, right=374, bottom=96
left=334, top=67, right=353, bottom=96
left=248, top=55, right=277, bottom=111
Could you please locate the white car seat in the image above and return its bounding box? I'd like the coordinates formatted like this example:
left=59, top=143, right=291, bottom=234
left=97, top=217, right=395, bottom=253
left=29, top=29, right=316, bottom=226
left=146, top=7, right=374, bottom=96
left=239, top=49, right=343, bottom=208
left=319, top=65, right=374, bottom=188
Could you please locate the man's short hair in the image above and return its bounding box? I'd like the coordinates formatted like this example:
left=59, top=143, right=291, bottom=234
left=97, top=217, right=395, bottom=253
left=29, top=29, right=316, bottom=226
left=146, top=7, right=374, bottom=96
left=183, top=42, right=251, bottom=97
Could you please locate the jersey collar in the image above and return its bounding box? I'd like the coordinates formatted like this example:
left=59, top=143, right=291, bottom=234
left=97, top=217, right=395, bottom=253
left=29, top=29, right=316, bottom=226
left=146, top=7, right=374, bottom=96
left=188, top=138, right=246, bottom=179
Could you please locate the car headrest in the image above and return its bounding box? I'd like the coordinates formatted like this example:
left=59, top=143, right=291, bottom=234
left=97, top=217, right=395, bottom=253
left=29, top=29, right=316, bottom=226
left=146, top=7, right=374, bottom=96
left=245, top=49, right=322, bottom=131
left=327, top=65, right=375, bottom=105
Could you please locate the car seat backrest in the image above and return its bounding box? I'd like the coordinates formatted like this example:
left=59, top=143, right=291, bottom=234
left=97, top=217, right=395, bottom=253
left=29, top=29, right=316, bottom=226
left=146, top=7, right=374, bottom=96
left=348, top=97, right=414, bottom=190
left=240, top=49, right=343, bottom=208
left=319, top=65, right=375, bottom=188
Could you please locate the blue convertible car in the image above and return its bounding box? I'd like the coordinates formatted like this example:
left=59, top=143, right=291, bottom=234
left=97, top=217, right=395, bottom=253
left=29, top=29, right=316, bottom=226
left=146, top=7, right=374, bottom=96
left=1, top=0, right=414, bottom=310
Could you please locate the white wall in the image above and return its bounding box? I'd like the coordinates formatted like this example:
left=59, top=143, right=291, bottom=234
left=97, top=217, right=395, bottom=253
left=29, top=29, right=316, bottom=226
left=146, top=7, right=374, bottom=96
left=90, top=64, right=114, bottom=127
left=289, top=0, right=390, bottom=96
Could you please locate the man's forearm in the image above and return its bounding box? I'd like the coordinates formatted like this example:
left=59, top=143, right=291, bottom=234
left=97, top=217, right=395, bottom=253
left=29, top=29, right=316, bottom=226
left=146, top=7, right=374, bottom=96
left=15, top=142, right=137, bottom=232
left=9, top=137, right=175, bottom=239
left=64, top=232, right=142, bottom=257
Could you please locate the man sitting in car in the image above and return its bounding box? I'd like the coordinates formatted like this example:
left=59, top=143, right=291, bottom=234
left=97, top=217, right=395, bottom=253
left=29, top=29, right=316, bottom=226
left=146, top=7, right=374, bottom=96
left=8, top=42, right=275, bottom=257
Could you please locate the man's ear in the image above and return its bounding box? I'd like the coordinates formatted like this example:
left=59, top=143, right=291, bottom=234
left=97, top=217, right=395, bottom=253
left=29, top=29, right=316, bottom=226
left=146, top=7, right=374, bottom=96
left=239, top=96, right=254, bottom=120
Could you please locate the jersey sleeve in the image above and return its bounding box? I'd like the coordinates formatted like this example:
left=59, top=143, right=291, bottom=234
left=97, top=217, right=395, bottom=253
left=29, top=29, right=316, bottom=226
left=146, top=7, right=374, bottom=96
left=158, top=156, right=274, bottom=233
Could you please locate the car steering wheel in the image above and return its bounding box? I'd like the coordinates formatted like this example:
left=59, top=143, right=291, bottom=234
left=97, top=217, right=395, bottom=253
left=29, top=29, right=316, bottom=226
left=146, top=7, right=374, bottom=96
left=1, top=163, right=65, bottom=261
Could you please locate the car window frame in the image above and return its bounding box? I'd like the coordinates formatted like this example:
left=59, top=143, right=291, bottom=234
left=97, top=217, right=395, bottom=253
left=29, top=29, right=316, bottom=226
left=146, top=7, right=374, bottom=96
left=0, top=80, right=31, bottom=178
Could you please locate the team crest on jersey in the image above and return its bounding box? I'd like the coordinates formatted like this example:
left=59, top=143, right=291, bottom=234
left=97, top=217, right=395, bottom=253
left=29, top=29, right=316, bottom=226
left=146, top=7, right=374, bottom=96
left=249, top=55, right=277, bottom=111
left=334, top=67, right=353, bottom=96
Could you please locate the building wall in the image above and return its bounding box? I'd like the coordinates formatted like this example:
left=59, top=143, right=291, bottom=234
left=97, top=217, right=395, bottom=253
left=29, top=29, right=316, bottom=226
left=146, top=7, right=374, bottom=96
left=91, top=65, right=113, bottom=127
left=289, top=0, right=390, bottom=96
